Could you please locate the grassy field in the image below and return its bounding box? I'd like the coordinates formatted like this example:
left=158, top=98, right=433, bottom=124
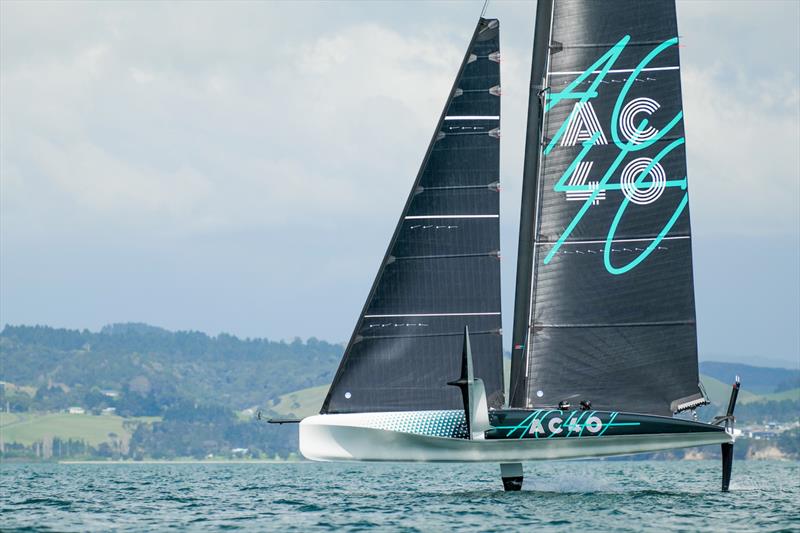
left=700, top=374, right=762, bottom=405
left=0, top=412, right=23, bottom=426
left=0, top=413, right=159, bottom=446
left=760, top=388, right=800, bottom=402
left=699, top=374, right=799, bottom=405
left=269, top=384, right=329, bottom=418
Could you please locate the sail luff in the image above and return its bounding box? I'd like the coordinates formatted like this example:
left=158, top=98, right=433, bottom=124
left=322, top=18, right=503, bottom=414
left=509, top=0, right=554, bottom=408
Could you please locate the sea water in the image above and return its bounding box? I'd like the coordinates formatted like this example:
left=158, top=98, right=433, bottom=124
left=1, top=461, right=798, bottom=531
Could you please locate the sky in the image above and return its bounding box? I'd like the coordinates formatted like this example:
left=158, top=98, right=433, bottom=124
left=1, top=1, right=798, bottom=367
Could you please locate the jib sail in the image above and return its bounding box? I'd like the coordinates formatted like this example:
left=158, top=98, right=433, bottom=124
left=322, top=18, right=504, bottom=414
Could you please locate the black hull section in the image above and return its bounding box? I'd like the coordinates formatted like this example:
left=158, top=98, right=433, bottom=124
left=486, top=409, right=725, bottom=441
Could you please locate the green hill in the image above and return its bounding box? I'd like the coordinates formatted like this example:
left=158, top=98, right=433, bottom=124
left=699, top=361, right=800, bottom=394
left=699, top=374, right=762, bottom=405
left=1, top=323, right=796, bottom=460
left=760, top=388, right=800, bottom=402
left=0, top=324, right=343, bottom=411
left=268, top=384, right=329, bottom=418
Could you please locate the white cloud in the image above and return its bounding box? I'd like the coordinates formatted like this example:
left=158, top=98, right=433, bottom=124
left=0, top=1, right=797, bottom=361
left=1, top=15, right=470, bottom=238
left=683, top=65, right=800, bottom=237
left=129, top=67, right=155, bottom=85
left=5, top=1, right=793, bottom=241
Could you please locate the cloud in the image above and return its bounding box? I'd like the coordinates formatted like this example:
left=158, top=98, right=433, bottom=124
left=683, top=65, right=800, bottom=237
left=0, top=1, right=797, bottom=361
left=0, top=13, right=471, bottom=239
left=5, top=1, right=794, bottom=241
left=676, top=0, right=800, bottom=237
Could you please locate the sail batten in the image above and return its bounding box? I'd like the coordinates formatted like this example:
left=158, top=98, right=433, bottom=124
left=511, top=0, right=703, bottom=416
left=322, top=18, right=504, bottom=415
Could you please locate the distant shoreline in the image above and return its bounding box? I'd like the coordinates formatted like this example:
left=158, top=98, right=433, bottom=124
left=57, top=459, right=303, bottom=464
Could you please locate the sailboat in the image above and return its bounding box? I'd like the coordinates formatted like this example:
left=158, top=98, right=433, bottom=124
left=282, top=0, right=742, bottom=491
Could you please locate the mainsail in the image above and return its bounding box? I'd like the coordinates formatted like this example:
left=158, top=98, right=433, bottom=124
left=510, top=0, right=705, bottom=416
left=322, top=18, right=504, bottom=414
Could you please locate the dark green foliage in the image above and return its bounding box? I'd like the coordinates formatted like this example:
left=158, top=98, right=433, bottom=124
left=128, top=406, right=297, bottom=459
left=0, top=323, right=343, bottom=411
left=776, top=376, right=800, bottom=393
left=163, top=401, right=234, bottom=424
left=2, top=393, right=32, bottom=412
left=33, top=386, right=73, bottom=410
left=115, top=388, right=172, bottom=417
left=777, top=428, right=800, bottom=456
left=734, top=399, right=800, bottom=425
left=0, top=438, right=108, bottom=461
left=0, top=323, right=328, bottom=459
left=82, top=388, right=114, bottom=412
left=699, top=361, right=800, bottom=394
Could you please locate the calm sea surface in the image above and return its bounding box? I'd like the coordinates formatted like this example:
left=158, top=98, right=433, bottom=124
left=1, top=461, right=798, bottom=531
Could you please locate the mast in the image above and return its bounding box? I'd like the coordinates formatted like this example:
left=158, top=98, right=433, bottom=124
left=509, top=0, right=553, bottom=408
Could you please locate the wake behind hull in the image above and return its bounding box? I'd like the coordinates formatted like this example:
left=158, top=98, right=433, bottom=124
left=299, top=410, right=732, bottom=462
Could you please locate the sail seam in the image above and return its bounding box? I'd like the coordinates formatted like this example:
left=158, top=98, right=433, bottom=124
left=418, top=184, right=498, bottom=191
left=549, top=66, right=679, bottom=75
left=359, top=330, right=500, bottom=340
left=405, top=214, right=498, bottom=219
left=444, top=115, right=500, bottom=120
left=555, top=40, right=669, bottom=49
left=391, top=251, right=499, bottom=261
left=440, top=131, right=500, bottom=136
left=364, top=312, right=500, bottom=318
left=552, top=134, right=684, bottom=142
left=535, top=236, right=690, bottom=245
left=535, top=321, right=696, bottom=328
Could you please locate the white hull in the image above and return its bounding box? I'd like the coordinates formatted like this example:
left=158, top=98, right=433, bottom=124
left=299, top=413, right=733, bottom=462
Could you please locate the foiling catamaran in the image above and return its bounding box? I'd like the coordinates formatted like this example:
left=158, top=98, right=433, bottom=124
left=274, top=0, right=742, bottom=491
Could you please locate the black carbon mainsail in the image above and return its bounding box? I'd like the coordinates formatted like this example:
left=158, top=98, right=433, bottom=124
left=510, top=0, right=705, bottom=416
left=322, top=18, right=503, bottom=414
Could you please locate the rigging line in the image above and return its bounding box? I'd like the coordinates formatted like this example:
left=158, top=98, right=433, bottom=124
left=480, top=0, right=490, bottom=19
